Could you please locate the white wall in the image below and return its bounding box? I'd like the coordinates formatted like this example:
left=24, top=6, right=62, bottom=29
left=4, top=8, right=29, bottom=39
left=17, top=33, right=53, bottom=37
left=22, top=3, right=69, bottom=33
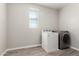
left=59, top=4, right=79, bottom=49
left=7, top=3, right=58, bottom=49
left=0, top=4, right=7, bottom=55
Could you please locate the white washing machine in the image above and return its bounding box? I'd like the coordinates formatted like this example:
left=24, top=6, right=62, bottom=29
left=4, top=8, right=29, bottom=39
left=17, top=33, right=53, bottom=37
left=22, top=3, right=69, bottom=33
left=42, top=30, right=58, bottom=53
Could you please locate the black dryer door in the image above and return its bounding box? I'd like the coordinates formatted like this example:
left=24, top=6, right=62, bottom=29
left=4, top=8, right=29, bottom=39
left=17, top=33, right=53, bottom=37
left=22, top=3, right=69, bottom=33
left=62, top=34, right=70, bottom=44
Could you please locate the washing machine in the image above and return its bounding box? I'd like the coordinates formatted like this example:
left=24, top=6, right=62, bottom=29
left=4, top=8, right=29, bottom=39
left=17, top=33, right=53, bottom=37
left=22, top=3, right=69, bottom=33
left=58, top=31, right=70, bottom=50
left=42, top=30, right=58, bottom=53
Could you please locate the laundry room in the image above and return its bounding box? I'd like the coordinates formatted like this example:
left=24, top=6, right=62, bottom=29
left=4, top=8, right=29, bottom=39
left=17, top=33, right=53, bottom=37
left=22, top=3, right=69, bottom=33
left=0, top=3, right=79, bottom=56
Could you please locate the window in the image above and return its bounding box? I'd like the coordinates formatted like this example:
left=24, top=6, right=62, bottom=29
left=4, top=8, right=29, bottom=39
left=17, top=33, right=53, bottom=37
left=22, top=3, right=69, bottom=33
left=28, top=8, right=39, bottom=28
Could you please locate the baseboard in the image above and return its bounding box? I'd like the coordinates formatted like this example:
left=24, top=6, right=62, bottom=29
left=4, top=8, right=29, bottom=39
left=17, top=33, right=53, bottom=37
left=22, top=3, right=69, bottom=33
left=71, top=46, right=79, bottom=51
left=0, top=49, right=8, bottom=56
left=0, top=44, right=41, bottom=56
left=7, top=44, right=41, bottom=51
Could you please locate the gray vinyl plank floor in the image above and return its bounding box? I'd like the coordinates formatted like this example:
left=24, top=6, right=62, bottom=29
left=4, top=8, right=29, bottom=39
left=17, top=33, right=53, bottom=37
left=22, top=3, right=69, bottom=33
left=4, top=46, right=79, bottom=56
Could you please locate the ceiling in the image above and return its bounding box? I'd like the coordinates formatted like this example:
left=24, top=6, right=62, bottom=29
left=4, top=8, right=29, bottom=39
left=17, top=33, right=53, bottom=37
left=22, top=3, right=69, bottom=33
left=37, top=3, right=69, bottom=9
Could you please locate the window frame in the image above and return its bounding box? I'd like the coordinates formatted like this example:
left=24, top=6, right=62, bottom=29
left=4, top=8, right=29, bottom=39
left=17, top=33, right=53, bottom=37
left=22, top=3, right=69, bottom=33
left=28, top=8, right=39, bottom=28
